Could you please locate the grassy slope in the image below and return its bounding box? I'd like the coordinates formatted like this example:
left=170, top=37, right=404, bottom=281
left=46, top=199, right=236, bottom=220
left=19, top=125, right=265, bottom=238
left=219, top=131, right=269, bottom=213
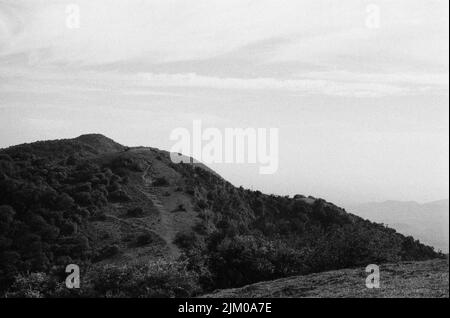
left=201, top=259, right=449, bottom=298
left=87, top=147, right=201, bottom=264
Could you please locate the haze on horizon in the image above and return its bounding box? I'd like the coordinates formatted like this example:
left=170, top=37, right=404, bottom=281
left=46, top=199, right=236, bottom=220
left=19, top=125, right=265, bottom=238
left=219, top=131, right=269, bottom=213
left=0, top=0, right=448, bottom=206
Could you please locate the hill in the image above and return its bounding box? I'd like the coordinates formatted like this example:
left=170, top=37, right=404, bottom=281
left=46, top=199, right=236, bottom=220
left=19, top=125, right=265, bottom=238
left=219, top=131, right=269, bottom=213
left=202, top=258, right=449, bottom=298
left=0, top=134, right=444, bottom=297
left=348, top=200, right=449, bottom=253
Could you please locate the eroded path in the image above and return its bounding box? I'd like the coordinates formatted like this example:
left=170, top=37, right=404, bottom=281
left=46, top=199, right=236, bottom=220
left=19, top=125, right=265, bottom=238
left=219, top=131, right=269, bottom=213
left=140, top=164, right=180, bottom=259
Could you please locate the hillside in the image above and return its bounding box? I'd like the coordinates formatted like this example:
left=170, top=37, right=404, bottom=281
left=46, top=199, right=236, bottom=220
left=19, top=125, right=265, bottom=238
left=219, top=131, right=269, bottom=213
left=0, top=134, right=444, bottom=297
left=202, top=259, right=449, bottom=298
left=348, top=200, right=449, bottom=253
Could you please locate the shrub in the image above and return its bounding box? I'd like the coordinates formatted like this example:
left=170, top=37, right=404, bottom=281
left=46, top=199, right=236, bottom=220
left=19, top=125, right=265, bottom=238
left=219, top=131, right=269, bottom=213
left=175, top=204, right=186, bottom=212
left=4, top=271, right=86, bottom=298
left=91, top=190, right=108, bottom=206
left=88, top=260, right=200, bottom=297
left=74, top=182, right=92, bottom=193
left=0, top=205, right=15, bottom=234
left=126, top=207, right=145, bottom=217
left=193, top=222, right=209, bottom=235
left=208, top=235, right=276, bottom=288
left=110, top=174, right=121, bottom=184
left=96, top=244, right=120, bottom=261
left=5, top=272, right=51, bottom=298
left=0, top=154, right=13, bottom=162
left=195, top=199, right=208, bottom=210
left=54, top=193, right=75, bottom=210
left=174, top=231, right=200, bottom=250
left=108, top=190, right=131, bottom=202
left=107, top=181, right=122, bottom=192
left=110, top=156, right=145, bottom=172
left=0, top=159, right=14, bottom=175
left=72, top=192, right=92, bottom=206
left=136, top=233, right=153, bottom=246
left=90, top=210, right=107, bottom=221
left=152, top=177, right=169, bottom=187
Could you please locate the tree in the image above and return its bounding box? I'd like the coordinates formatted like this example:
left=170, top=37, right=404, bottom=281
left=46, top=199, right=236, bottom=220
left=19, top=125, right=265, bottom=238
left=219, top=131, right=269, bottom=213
left=0, top=205, right=15, bottom=234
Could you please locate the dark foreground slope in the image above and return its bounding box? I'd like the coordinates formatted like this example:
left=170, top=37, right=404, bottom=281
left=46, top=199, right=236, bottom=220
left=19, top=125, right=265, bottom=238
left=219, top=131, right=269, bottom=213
left=0, top=134, right=444, bottom=297
left=202, top=259, right=449, bottom=298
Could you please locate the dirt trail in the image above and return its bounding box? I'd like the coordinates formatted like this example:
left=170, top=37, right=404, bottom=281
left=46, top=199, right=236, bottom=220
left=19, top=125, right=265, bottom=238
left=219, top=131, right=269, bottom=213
left=140, top=164, right=180, bottom=259
left=104, top=213, right=151, bottom=232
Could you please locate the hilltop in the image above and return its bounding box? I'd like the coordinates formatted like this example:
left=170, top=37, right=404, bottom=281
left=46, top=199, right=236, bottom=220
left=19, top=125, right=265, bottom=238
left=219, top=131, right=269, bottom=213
left=0, top=134, right=443, bottom=297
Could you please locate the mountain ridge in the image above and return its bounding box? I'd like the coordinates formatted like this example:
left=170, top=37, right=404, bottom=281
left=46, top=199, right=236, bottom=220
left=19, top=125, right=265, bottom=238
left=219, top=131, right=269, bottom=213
left=0, top=134, right=444, bottom=296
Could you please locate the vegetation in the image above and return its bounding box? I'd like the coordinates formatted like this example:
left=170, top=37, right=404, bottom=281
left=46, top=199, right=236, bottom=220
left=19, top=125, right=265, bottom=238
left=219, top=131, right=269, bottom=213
left=202, top=259, right=449, bottom=298
left=0, top=135, right=444, bottom=297
left=126, top=207, right=145, bottom=217
left=152, top=177, right=169, bottom=187
left=5, top=260, right=200, bottom=298
left=0, top=136, right=128, bottom=291
left=170, top=164, right=441, bottom=290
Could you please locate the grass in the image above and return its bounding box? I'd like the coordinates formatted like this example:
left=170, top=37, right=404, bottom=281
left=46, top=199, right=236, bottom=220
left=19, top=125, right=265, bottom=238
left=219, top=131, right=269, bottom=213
left=201, top=259, right=449, bottom=298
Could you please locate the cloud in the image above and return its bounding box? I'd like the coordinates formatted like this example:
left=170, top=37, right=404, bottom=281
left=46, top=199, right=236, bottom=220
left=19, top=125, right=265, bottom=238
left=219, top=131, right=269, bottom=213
left=2, top=0, right=300, bottom=64
left=1, top=65, right=447, bottom=98
left=0, top=0, right=448, bottom=98
left=0, top=0, right=448, bottom=70
left=136, top=72, right=408, bottom=97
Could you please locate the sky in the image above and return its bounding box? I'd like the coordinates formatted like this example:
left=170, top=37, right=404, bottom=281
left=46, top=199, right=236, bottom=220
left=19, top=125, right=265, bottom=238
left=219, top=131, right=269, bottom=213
left=0, top=0, right=448, bottom=206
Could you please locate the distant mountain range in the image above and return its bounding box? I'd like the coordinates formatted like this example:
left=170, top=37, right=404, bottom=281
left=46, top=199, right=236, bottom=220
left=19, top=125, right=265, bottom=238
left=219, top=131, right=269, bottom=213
left=348, top=200, right=449, bottom=253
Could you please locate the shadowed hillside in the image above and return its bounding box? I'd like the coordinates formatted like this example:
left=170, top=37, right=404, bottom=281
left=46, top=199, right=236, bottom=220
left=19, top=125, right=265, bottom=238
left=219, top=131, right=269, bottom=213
left=0, top=134, right=444, bottom=297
